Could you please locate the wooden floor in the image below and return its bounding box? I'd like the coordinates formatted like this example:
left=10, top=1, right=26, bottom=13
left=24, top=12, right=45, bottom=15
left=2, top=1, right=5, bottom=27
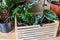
left=0, top=28, right=60, bottom=40
left=0, top=29, right=60, bottom=40
left=0, top=29, right=16, bottom=39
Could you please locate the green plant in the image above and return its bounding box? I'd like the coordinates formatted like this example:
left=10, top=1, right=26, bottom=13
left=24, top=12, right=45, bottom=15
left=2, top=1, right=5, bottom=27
left=2, top=0, right=19, bottom=23
left=34, top=0, right=59, bottom=26
left=0, top=6, right=12, bottom=23
left=13, top=2, right=36, bottom=25
left=3, top=0, right=19, bottom=9
left=34, top=9, right=58, bottom=26
left=4, top=1, right=36, bottom=25
left=3, top=0, right=59, bottom=26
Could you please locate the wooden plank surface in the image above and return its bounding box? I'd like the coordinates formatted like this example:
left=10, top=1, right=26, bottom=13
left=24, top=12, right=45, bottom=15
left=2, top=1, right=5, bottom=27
left=0, top=29, right=16, bottom=39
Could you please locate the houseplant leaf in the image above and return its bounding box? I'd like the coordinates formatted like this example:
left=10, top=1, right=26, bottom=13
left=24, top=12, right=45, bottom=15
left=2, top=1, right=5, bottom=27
left=12, top=5, right=24, bottom=16
left=3, top=0, right=19, bottom=9
left=43, top=9, right=58, bottom=20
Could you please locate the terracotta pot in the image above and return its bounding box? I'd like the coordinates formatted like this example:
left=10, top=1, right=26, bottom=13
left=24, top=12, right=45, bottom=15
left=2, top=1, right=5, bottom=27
left=50, top=1, right=60, bottom=18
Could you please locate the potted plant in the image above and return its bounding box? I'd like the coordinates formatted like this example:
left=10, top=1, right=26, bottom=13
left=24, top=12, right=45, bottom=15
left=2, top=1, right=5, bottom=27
left=14, top=0, right=59, bottom=39
left=2, top=0, right=59, bottom=39
left=14, top=0, right=59, bottom=26
left=0, top=6, right=12, bottom=33
left=0, top=0, right=19, bottom=33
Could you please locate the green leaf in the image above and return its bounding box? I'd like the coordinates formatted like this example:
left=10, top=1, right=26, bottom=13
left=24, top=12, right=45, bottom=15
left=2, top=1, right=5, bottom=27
left=3, top=0, right=19, bottom=9
left=12, top=5, right=23, bottom=16
left=21, top=12, right=36, bottom=24
left=44, top=9, right=59, bottom=20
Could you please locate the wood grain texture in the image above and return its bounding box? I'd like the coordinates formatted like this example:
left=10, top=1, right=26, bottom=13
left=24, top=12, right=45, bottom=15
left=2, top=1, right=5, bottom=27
left=0, top=29, right=16, bottom=39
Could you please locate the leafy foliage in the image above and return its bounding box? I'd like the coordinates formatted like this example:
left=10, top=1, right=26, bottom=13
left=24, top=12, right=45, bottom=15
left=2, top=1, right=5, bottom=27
left=43, top=9, right=58, bottom=20
left=2, top=0, right=59, bottom=26
left=34, top=9, right=58, bottom=26
left=12, top=2, right=36, bottom=25
left=3, top=0, right=19, bottom=9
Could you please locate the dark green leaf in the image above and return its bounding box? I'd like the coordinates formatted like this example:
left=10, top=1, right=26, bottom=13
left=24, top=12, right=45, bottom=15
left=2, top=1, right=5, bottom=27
left=44, top=9, right=59, bottom=20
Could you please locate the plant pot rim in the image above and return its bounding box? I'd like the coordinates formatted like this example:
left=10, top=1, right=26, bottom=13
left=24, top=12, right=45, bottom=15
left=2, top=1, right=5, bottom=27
left=17, top=20, right=59, bottom=27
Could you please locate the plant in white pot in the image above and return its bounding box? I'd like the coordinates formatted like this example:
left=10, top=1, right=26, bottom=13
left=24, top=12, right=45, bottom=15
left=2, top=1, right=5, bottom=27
left=2, top=0, right=59, bottom=39
left=14, top=0, right=59, bottom=40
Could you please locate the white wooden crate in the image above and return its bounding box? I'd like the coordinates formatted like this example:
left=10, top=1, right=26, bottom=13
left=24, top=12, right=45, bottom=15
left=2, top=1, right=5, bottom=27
left=15, top=16, right=59, bottom=40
